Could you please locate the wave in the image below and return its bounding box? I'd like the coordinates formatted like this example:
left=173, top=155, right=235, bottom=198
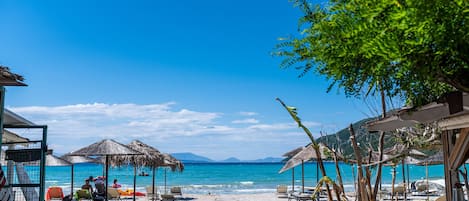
left=240, top=181, right=254, bottom=185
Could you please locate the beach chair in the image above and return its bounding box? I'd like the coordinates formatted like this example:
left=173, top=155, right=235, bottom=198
left=416, top=183, right=429, bottom=192
left=76, top=189, right=93, bottom=200
left=170, top=186, right=182, bottom=196
left=107, top=188, right=122, bottom=201
left=146, top=186, right=159, bottom=200
left=277, top=185, right=288, bottom=198
left=46, top=187, right=64, bottom=201
left=161, top=194, right=176, bottom=201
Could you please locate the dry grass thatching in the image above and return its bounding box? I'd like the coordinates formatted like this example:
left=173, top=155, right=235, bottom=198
left=0, top=66, right=26, bottom=86
left=108, top=140, right=184, bottom=172
left=60, top=154, right=100, bottom=164
left=68, top=139, right=142, bottom=157
left=46, top=154, right=72, bottom=166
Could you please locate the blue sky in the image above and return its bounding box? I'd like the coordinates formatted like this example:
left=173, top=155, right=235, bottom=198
left=0, top=0, right=378, bottom=160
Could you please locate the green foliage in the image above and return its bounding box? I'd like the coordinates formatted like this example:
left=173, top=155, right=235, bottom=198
left=276, top=0, right=469, bottom=106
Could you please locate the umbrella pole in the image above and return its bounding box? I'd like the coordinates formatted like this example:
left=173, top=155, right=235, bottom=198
left=316, top=161, right=319, bottom=201
left=105, top=155, right=109, bottom=201
left=71, top=164, right=74, bottom=196
left=406, top=164, right=410, bottom=192
left=152, top=167, right=156, bottom=201
left=292, top=168, right=295, bottom=192
left=402, top=159, right=407, bottom=201
left=133, top=164, right=137, bottom=201
left=302, top=160, right=304, bottom=193
left=426, top=162, right=429, bottom=201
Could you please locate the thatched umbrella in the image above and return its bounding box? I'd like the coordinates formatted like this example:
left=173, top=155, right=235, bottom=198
left=109, top=140, right=166, bottom=201
left=279, top=143, right=329, bottom=193
left=160, top=153, right=184, bottom=193
left=68, top=139, right=142, bottom=201
left=45, top=154, right=73, bottom=195
left=383, top=145, right=426, bottom=201
left=109, top=140, right=184, bottom=200
left=60, top=154, right=100, bottom=195
left=281, top=146, right=303, bottom=192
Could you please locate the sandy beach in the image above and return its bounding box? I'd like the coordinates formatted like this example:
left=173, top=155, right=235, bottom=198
left=135, top=192, right=444, bottom=201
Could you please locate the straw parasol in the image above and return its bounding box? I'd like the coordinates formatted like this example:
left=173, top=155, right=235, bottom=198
left=68, top=139, right=142, bottom=201
left=281, top=146, right=302, bottom=192
left=279, top=143, right=329, bottom=193
left=109, top=140, right=166, bottom=201
left=159, top=153, right=184, bottom=193
left=60, top=154, right=100, bottom=195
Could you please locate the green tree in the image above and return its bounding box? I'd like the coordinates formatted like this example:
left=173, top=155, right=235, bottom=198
left=275, top=0, right=469, bottom=106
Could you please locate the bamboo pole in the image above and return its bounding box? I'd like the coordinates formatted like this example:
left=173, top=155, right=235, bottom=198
left=401, top=159, right=407, bottom=201
left=391, top=167, right=396, bottom=201
left=333, top=152, right=345, bottom=197
left=349, top=124, right=368, bottom=201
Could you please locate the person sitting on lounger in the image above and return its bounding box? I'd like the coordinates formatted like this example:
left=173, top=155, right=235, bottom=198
left=112, top=179, right=122, bottom=188
left=81, top=179, right=94, bottom=194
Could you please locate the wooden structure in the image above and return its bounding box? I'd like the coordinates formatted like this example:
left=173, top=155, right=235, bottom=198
left=366, top=92, right=469, bottom=201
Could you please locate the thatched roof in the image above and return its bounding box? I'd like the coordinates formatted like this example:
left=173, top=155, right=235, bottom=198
left=108, top=140, right=184, bottom=171
left=279, top=143, right=329, bottom=173
left=4, top=109, right=35, bottom=126
left=109, top=140, right=165, bottom=168
left=46, top=154, right=72, bottom=166
left=161, top=153, right=184, bottom=172
left=68, top=139, right=142, bottom=157
left=384, top=144, right=427, bottom=158
left=3, top=129, right=29, bottom=143
left=418, top=151, right=444, bottom=166
left=0, top=66, right=26, bottom=86
left=61, top=154, right=100, bottom=164
left=282, top=146, right=303, bottom=158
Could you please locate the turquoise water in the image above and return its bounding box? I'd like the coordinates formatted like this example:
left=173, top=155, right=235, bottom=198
left=44, top=162, right=445, bottom=195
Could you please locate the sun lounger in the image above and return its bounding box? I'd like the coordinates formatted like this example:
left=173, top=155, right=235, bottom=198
left=76, top=189, right=93, bottom=200
left=161, top=194, right=175, bottom=201
left=288, top=192, right=313, bottom=201
left=277, top=185, right=288, bottom=198
left=46, top=187, right=64, bottom=201
left=170, top=187, right=182, bottom=196
left=107, top=188, right=122, bottom=201
left=146, top=186, right=159, bottom=200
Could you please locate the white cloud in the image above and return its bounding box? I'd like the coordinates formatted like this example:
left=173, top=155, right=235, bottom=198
left=231, top=118, right=259, bottom=124
left=8, top=103, right=326, bottom=159
left=239, top=111, right=258, bottom=116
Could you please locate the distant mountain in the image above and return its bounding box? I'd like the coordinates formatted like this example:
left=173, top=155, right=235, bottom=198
left=171, top=152, right=283, bottom=163
left=250, top=157, right=283, bottom=163
left=171, top=152, right=214, bottom=163
left=221, top=157, right=241, bottom=163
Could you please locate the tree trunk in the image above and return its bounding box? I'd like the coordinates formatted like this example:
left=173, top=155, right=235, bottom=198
left=314, top=148, right=333, bottom=201
left=349, top=124, right=368, bottom=201
left=373, top=131, right=385, bottom=200
left=333, top=151, right=345, bottom=198
left=365, top=149, right=374, bottom=201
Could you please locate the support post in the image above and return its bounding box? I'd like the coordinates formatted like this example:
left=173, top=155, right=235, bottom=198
left=39, top=126, right=48, bottom=201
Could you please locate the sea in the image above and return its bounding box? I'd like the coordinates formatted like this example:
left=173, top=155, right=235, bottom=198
left=44, top=162, right=445, bottom=195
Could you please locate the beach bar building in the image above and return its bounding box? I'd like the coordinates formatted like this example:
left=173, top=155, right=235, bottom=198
left=367, top=92, right=469, bottom=201
left=0, top=67, right=48, bottom=201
